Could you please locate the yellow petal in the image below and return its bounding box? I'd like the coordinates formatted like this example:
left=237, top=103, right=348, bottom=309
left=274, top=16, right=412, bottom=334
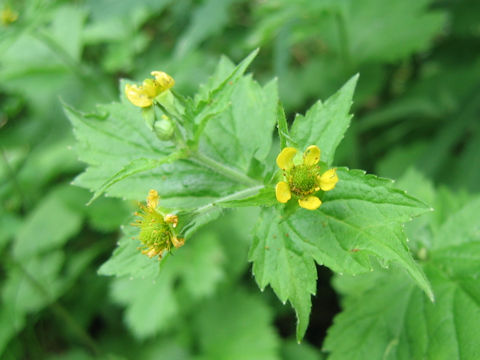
left=142, top=78, right=159, bottom=98
left=298, top=196, right=322, bottom=210
left=125, top=84, right=153, bottom=107
left=275, top=181, right=291, bottom=203
left=276, top=147, right=297, bottom=170
left=151, top=71, right=175, bottom=92
left=147, top=189, right=159, bottom=208
left=318, top=168, right=338, bottom=191
left=303, top=145, right=321, bottom=166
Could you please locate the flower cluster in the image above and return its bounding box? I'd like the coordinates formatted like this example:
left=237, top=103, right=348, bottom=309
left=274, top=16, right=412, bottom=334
left=125, top=71, right=174, bottom=108
left=132, top=189, right=184, bottom=260
left=275, top=145, right=338, bottom=210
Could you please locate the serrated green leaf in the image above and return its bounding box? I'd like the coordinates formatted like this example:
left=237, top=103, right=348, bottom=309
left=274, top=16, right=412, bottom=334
left=195, top=56, right=235, bottom=102
left=250, top=168, right=432, bottom=341
left=67, top=52, right=271, bottom=210
left=98, top=226, right=160, bottom=280
left=198, top=76, right=278, bottom=171
left=66, top=100, right=243, bottom=207
left=249, top=207, right=317, bottom=342
left=324, top=196, right=480, bottom=360
left=290, top=75, right=358, bottom=166
left=87, top=153, right=184, bottom=204
left=193, top=49, right=259, bottom=128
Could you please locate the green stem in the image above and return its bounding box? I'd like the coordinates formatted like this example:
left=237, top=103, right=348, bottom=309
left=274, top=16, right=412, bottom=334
left=155, top=102, right=187, bottom=147
left=190, top=151, right=259, bottom=186
left=196, top=184, right=265, bottom=213
left=277, top=103, right=289, bottom=149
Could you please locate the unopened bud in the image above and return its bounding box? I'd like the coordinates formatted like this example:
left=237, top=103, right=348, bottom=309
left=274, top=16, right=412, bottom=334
left=154, top=115, right=174, bottom=140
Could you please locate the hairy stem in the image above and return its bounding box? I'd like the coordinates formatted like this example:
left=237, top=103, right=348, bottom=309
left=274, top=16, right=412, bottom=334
left=190, top=151, right=260, bottom=186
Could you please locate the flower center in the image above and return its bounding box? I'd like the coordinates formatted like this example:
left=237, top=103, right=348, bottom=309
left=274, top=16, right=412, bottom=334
left=288, top=164, right=318, bottom=195
left=138, top=210, right=172, bottom=246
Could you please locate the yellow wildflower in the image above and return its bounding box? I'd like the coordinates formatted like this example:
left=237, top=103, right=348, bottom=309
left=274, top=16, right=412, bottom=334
left=132, top=189, right=184, bottom=260
left=1, top=6, right=18, bottom=25
left=275, top=145, right=338, bottom=210
left=125, top=71, right=175, bottom=108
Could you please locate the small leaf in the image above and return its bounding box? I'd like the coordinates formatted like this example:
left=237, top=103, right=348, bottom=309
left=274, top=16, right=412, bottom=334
left=290, top=74, right=358, bottom=166
left=197, top=74, right=278, bottom=173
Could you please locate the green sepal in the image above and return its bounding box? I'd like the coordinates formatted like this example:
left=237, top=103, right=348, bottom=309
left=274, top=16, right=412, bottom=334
left=141, top=106, right=155, bottom=131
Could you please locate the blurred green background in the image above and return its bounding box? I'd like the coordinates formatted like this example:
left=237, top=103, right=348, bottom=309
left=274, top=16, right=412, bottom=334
left=1, top=0, right=479, bottom=359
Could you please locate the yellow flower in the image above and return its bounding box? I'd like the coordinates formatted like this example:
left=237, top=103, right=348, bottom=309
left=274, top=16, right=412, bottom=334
left=125, top=71, right=175, bottom=108
left=132, top=189, right=184, bottom=260
left=1, top=6, right=18, bottom=25
left=275, top=145, right=338, bottom=210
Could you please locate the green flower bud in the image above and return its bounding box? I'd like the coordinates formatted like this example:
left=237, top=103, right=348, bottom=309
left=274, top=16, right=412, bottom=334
left=154, top=115, right=174, bottom=140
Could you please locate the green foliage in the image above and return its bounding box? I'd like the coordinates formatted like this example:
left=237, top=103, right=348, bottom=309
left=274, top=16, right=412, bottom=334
left=193, top=289, right=279, bottom=360
left=1, top=0, right=479, bottom=358
left=324, top=182, right=480, bottom=359
left=68, top=50, right=432, bottom=342
left=290, top=75, right=357, bottom=166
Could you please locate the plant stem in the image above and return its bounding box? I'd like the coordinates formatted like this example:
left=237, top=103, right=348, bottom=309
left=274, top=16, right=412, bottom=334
left=197, top=184, right=265, bottom=213
left=190, top=151, right=260, bottom=186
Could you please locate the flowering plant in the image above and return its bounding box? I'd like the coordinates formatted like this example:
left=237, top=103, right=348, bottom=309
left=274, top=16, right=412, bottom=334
left=67, top=51, right=435, bottom=341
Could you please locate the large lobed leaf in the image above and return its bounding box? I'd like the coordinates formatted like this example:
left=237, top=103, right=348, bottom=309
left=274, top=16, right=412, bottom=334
left=324, top=195, right=480, bottom=360
left=66, top=50, right=276, bottom=209
left=250, top=168, right=431, bottom=341
left=250, top=76, right=431, bottom=341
